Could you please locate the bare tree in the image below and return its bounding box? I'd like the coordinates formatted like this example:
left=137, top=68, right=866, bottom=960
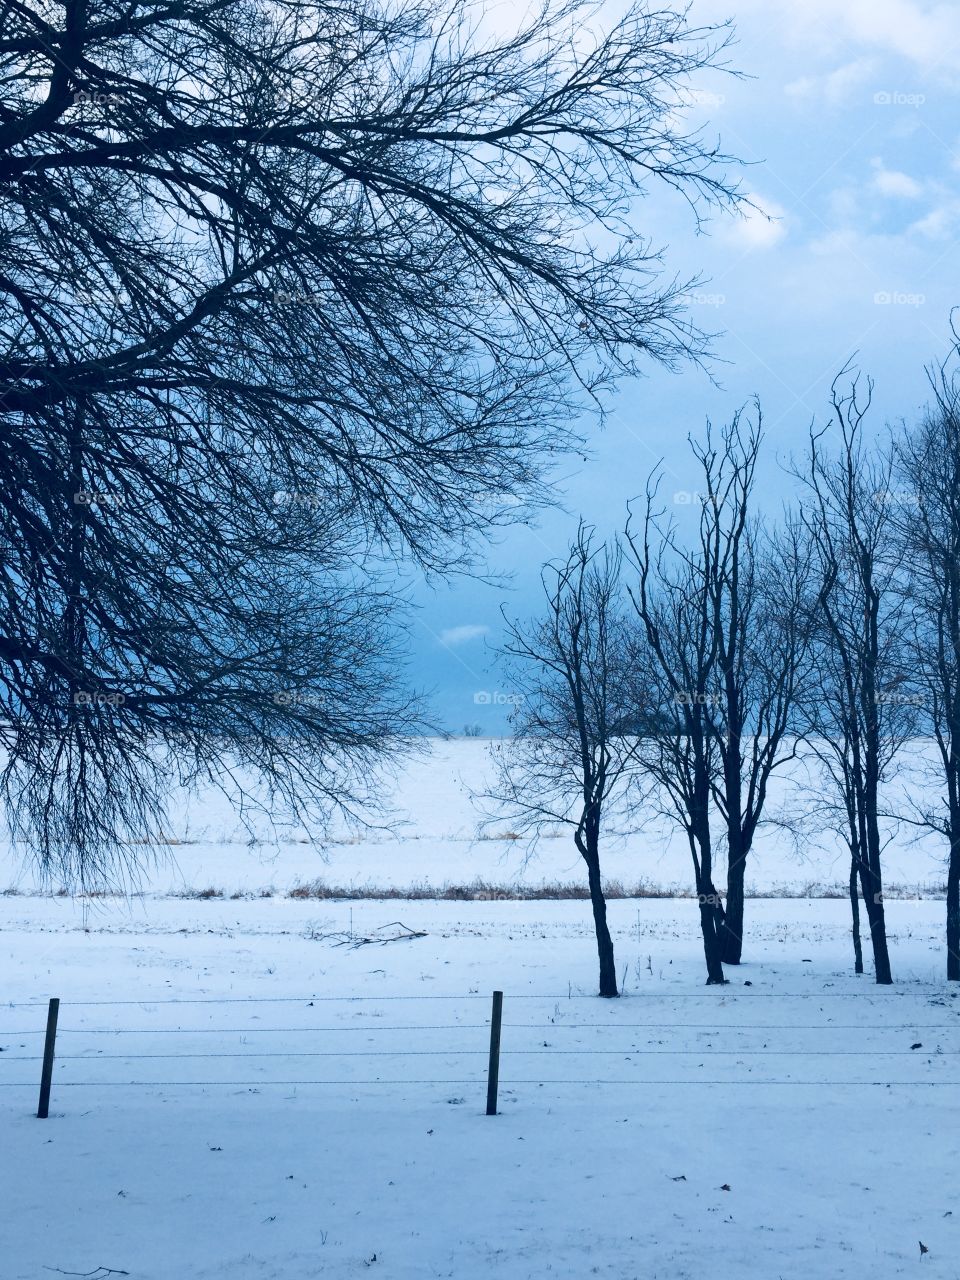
left=794, top=590, right=871, bottom=975
left=692, top=414, right=813, bottom=965
left=624, top=482, right=727, bottom=984
left=893, top=337, right=960, bottom=980
left=795, top=374, right=912, bottom=985
left=624, top=416, right=811, bottom=979
left=2, top=421, right=422, bottom=889
left=0, top=0, right=745, bottom=882
left=484, top=526, right=640, bottom=997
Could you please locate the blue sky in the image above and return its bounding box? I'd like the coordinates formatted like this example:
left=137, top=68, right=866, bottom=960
left=408, top=0, right=960, bottom=731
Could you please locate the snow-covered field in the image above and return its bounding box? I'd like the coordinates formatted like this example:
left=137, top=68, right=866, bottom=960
left=0, top=739, right=950, bottom=899
left=3, top=895, right=960, bottom=1278
left=3, top=740, right=959, bottom=1278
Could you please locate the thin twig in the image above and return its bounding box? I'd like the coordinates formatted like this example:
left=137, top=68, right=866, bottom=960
left=43, top=1268, right=130, bottom=1278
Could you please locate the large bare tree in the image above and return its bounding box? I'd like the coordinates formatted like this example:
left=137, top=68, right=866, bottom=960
left=484, top=526, right=641, bottom=997
left=795, top=374, right=911, bottom=985
left=624, top=416, right=811, bottom=979
left=693, top=414, right=812, bottom=965
left=0, top=0, right=744, bottom=883
left=893, top=339, right=960, bottom=980
left=625, top=481, right=727, bottom=984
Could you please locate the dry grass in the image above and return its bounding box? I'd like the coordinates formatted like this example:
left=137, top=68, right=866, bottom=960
left=0, top=879, right=948, bottom=901
left=287, top=877, right=688, bottom=902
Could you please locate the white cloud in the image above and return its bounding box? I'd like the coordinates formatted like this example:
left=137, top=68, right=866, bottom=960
left=839, top=0, right=960, bottom=75
left=870, top=159, right=924, bottom=198
left=827, top=185, right=862, bottom=221
left=783, top=75, right=816, bottom=101
left=725, top=194, right=788, bottom=249
left=736, top=0, right=960, bottom=77
left=908, top=202, right=960, bottom=238
left=784, top=57, right=879, bottom=104
left=438, top=624, right=489, bottom=647
left=808, top=228, right=865, bottom=257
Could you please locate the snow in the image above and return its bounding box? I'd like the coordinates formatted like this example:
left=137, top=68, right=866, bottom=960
left=2, top=893, right=959, bottom=1278
left=2, top=739, right=958, bottom=1277
left=0, top=738, right=951, bottom=899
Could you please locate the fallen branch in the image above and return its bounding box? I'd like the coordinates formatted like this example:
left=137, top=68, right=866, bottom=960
left=315, top=921, right=428, bottom=949
left=358, top=921, right=427, bottom=948
left=43, top=1269, right=130, bottom=1278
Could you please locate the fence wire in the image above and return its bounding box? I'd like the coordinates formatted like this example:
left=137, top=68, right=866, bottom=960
left=4, top=990, right=959, bottom=1098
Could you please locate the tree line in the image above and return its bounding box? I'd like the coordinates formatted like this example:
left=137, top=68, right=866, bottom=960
left=491, top=340, right=960, bottom=993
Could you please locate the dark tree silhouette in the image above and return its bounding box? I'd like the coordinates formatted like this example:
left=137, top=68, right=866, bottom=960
left=623, top=417, right=809, bottom=980
left=0, top=0, right=743, bottom=883
left=484, top=526, right=641, bottom=997
left=795, top=374, right=912, bottom=985
left=893, top=335, right=960, bottom=980
left=624, top=480, right=727, bottom=984
left=692, top=415, right=812, bottom=966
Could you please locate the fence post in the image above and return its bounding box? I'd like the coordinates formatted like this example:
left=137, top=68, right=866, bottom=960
left=486, top=990, right=503, bottom=1116
left=37, top=997, right=60, bottom=1119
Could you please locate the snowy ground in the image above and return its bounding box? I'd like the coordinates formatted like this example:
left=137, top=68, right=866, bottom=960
left=3, top=892, right=960, bottom=1279
left=2, top=740, right=957, bottom=1277
left=0, top=739, right=951, bottom=899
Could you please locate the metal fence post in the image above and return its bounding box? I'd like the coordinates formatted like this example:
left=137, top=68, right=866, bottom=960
left=486, top=990, right=503, bottom=1116
left=37, top=998, right=60, bottom=1119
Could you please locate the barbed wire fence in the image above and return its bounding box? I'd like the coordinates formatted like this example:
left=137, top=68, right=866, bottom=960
left=3, top=990, right=960, bottom=1119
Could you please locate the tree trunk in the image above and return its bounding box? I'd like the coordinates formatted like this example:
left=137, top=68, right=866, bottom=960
left=699, top=891, right=727, bottom=984
left=856, top=855, right=892, bottom=984
left=947, top=831, right=960, bottom=982
left=586, top=854, right=618, bottom=998
left=849, top=855, right=863, bottom=975
left=720, top=834, right=745, bottom=965
left=692, top=803, right=726, bottom=985
left=695, top=865, right=727, bottom=985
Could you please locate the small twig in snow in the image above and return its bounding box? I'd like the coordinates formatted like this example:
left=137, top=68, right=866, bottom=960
left=43, top=1269, right=130, bottom=1278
